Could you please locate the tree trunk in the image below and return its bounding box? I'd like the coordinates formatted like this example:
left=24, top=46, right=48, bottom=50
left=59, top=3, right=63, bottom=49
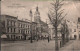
left=55, top=26, right=59, bottom=51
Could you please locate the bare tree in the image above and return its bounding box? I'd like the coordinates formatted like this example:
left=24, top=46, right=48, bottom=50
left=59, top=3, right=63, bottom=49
left=48, top=0, right=67, bottom=51
left=61, top=20, right=70, bottom=46
left=60, top=20, right=68, bottom=46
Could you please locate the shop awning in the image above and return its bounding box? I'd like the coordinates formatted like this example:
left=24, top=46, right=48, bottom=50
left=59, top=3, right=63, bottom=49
left=1, top=34, right=7, bottom=38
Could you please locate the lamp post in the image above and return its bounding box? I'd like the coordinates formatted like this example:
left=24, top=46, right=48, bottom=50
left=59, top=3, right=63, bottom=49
left=29, top=9, right=33, bottom=43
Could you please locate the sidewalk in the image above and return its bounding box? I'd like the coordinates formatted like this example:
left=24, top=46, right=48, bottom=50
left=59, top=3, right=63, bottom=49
left=59, top=40, right=80, bottom=51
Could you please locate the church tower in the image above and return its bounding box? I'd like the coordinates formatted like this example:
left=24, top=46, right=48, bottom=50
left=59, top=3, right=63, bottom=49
left=34, top=6, right=41, bottom=23
left=34, top=6, right=42, bottom=37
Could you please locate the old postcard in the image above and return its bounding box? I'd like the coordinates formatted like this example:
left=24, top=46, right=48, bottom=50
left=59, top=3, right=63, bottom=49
left=0, top=0, right=80, bottom=51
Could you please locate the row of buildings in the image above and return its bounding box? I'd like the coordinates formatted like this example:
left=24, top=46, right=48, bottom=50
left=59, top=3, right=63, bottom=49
left=0, top=15, right=37, bottom=40
left=47, top=17, right=80, bottom=40
left=0, top=6, right=48, bottom=41
left=65, top=17, right=80, bottom=40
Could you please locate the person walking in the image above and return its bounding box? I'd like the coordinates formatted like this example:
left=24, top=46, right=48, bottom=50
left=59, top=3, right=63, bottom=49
left=48, top=35, right=49, bottom=43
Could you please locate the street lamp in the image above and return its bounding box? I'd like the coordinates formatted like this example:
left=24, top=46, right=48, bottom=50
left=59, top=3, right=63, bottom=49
left=29, top=9, right=33, bottom=43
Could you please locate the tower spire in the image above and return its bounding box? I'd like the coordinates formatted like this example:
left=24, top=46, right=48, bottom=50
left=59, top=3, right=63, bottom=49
left=36, top=6, right=38, bottom=11
left=34, top=5, right=40, bottom=23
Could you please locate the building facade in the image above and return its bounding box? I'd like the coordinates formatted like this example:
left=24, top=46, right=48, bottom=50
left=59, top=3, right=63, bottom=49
left=66, top=20, right=78, bottom=40
left=1, top=15, right=18, bottom=40
left=78, top=17, right=80, bottom=40
left=0, top=15, right=37, bottom=40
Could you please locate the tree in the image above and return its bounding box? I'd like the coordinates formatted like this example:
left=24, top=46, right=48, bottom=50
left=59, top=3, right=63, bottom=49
left=48, top=0, right=67, bottom=51
left=61, top=20, right=66, bottom=46
left=61, top=20, right=70, bottom=46
left=65, top=20, right=70, bottom=42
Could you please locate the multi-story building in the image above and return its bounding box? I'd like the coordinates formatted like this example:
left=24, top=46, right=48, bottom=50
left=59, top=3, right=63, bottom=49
left=1, top=15, right=18, bottom=40
left=66, top=20, right=78, bottom=40
left=18, top=20, right=37, bottom=40
left=0, top=15, right=37, bottom=40
left=18, top=20, right=31, bottom=40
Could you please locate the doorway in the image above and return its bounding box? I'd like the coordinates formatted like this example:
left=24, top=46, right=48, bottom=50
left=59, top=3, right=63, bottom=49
left=74, top=35, right=77, bottom=40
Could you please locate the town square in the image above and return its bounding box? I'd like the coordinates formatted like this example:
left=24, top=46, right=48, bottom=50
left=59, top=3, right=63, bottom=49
left=0, top=0, right=80, bottom=51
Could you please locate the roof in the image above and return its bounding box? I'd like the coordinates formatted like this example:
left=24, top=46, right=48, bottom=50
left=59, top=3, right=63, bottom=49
left=1, top=15, right=18, bottom=19
left=18, top=20, right=30, bottom=23
left=18, top=20, right=37, bottom=24
left=40, top=20, right=48, bottom=26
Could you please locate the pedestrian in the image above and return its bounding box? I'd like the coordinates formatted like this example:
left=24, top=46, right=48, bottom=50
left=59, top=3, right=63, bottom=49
left=60, top=41, right=62, bottom=48
left=48, top=36, right=49, bottom=43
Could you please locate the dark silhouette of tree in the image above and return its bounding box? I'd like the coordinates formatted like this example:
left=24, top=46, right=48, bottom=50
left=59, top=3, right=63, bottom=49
left=61, top=20, right=70, bottom=46
left=48, top=0, right=67, bottom=51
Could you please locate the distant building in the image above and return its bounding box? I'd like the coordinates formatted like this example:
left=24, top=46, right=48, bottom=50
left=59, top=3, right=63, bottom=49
left=34, top=6, right=48, bottom=39
left=18, top=20, right=37, bottom=40
left=67, top=20, right=78, bottom=40
left=77, top=17, right=80, bottom=40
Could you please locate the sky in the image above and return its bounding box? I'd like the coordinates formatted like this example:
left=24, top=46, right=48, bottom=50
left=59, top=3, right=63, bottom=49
left=1, top=0, right=80, bottom=23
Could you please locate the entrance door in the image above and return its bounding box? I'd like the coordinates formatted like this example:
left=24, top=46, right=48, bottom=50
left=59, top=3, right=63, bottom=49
left=74, top=35, right=77, bottom=40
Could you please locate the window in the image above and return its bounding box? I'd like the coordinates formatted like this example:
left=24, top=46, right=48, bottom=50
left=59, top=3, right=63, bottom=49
left=26, top=31, right=27, bottom=34
left=23, top=24, right=25, bottom=28
left=21, top=24, right=22, bottom=28
left=19, top=30, right=20, bottom=33
left=14, top=28, right=15, bottom=33
left=7, top=27, right=9, bottom=32
left=19, top=30, right=21, bottom=33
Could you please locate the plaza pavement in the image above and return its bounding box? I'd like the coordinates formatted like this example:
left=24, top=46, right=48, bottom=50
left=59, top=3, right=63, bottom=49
left=1, top=40, right=80, bottom=51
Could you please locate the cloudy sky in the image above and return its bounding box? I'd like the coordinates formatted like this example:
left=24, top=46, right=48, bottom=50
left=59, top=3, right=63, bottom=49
left=1, top=0, right=80, bottom=23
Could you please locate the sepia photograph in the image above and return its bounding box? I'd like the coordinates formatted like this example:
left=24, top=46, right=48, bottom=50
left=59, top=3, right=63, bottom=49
left=0, top=0, right=80, bottom=51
